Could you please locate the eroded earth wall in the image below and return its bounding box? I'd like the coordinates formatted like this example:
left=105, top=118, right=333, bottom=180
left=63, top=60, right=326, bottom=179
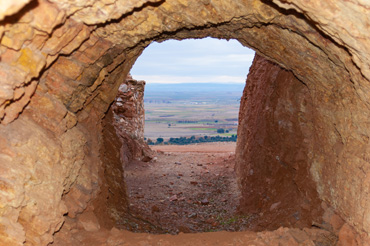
left=236, top=54, right=323, bottom=230
left=1, top=0, right=370, bottom=245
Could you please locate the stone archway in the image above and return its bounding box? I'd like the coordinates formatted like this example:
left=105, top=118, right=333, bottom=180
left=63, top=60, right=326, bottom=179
left=1, top=0, right=370, bottom=245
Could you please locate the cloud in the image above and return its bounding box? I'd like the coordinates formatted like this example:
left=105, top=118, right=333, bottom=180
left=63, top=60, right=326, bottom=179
left=133, top=75, right=247, bottom=84
left=131, top=37, right=255, bottom=83
left=180, top=54, right=255, bottom=66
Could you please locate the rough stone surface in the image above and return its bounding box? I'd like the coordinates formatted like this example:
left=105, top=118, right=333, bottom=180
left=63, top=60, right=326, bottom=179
left=91, top=107, right=129, bottom=229
left=338, top=223, right=359, bottom=246
left=0, top=0, right=370, bottom=245
left=236, top=54, right=323, bottom=230
left=0, top=0, right=31, bottom=21
left=112, top=74, right=154, bottom=162
left=77, top=210, right=101, bottom=232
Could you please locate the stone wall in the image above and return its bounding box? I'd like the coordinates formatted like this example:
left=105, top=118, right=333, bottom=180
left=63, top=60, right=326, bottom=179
left=1, top=0, right=370, bottom=245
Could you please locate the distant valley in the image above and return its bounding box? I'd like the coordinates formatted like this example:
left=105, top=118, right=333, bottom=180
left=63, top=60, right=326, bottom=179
left=143, top=83, right=245, bottom=143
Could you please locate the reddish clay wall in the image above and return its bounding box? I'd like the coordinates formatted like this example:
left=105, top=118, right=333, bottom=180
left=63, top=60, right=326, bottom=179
left=93, top=108, right=130, bottom=229
left=236, top=54, right=323, bottom=230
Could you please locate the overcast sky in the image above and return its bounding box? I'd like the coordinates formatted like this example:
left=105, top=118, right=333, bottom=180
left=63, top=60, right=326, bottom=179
left=130, top=37, right=255, bottom=84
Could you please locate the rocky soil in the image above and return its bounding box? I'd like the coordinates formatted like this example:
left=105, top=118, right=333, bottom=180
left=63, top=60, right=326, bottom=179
left=53, top=143, right=338, bottom=246
left=120, top=142, right=251, bottom=234
left=117, top=142, right=335, bottom=236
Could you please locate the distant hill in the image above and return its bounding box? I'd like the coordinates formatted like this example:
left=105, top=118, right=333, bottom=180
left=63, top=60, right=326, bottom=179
left=144, top=83, right=245, bottom=104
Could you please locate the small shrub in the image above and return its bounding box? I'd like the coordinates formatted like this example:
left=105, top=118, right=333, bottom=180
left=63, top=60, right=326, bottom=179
left=217, top=128, right=225, bottom=133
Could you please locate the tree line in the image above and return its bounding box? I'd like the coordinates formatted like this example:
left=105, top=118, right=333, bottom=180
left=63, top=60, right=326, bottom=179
left=146, top=134, right=237, bottom=145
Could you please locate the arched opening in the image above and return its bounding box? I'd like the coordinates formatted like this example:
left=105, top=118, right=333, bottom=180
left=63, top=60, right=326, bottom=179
left=133, top=38, right=250, bottom=144
left=112, top=38, right=252, bottom=234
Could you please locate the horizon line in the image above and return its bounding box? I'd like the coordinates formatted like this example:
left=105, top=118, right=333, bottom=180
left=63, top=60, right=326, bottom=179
left=144, top=81, right=246, bottom=84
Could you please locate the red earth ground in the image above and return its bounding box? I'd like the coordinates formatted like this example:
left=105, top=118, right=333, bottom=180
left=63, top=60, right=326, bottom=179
left=119, top=142, right=252, bottom=234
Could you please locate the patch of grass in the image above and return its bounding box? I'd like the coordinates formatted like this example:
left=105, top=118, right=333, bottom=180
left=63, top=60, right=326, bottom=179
left=205, top=229, right=217, bottom=232
left=216, top=214, right=253, bottom=226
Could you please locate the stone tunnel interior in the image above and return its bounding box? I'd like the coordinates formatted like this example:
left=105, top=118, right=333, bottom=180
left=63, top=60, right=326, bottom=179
left=1, top=0, right=370, bottom=245
left=111, top=38, right=324, bottom=235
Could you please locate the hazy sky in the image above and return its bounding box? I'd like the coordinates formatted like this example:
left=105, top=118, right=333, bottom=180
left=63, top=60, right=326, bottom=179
left=130, top=37, right=255, bottom=84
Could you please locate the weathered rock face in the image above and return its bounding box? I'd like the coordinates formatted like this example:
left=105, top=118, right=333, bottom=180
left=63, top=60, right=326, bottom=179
left=236, top=54, right=323, bottom=230
left=112, top=75, right=153, bottom=162
left=1, top=0, right=370, bottom=245
left=93, top=107, right=129, bottom=229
